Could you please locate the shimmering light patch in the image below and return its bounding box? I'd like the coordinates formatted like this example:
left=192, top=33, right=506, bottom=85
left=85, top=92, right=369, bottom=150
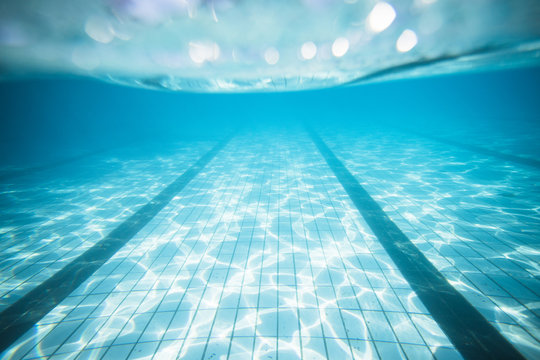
left=367, top=2, right=396, bottom=33
left=0, top=132, right=459, bottom=359
left=301, top=41, right=317, bottom=60
left=71, top=47, right=100, bottom=70
left=320, top=127, right=540, bottom=359
left=84, top=17, right=114, bottom=44
left=396, top=29, right=418, bottom=52
left=189, top=41, right=220, bottom=64
left=0, top=141, right=214, bottom=316
left=331, top=38, right=349, bottom=57
left=264, top=47, right=280, bottom=65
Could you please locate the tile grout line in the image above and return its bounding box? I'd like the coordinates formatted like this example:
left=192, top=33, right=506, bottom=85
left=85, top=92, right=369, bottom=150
left=225, top=159, right=266, bottom=359
left=0, top=133, right=235, bottom=355
left=199, top=155, right=251, bottom=359
left=306, top=126, right=526, bottom=360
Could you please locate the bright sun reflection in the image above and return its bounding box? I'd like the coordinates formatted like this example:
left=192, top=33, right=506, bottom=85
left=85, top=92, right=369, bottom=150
left=367, top=2, right=397, bottom=33
left=301, top=41, right=317, bottom=60
left=189, top=41, right=221, bottom=64
left=396, top=29, right=418, bottom=52
left=332, top=38, right=349, bottom=57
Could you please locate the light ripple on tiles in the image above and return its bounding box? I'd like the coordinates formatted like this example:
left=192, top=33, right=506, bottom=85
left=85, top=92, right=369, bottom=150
left=0, top=142, right=215, bottom=314
left=321, top=127, right=540, bottom=358
left=2, top=132, right=459, bottom=359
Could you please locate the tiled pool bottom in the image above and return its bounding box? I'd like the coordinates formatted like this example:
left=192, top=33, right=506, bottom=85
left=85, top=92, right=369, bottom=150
left=0, top=129, right=538, bottom=359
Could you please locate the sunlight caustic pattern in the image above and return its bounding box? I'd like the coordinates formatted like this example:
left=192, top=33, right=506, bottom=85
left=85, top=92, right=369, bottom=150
left=0, top=141, right=215, bottom=313
left=1, top=131, right=459, bottom=359
left=319, top=127, right=540, bottom=359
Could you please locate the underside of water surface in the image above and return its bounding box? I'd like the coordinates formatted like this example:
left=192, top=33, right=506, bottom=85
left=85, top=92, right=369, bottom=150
left=1, top=0, right=540, bottom=92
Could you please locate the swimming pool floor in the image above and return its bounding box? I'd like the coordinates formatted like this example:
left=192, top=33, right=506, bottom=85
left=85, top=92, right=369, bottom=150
left=0, top=128, right=538, bottom=359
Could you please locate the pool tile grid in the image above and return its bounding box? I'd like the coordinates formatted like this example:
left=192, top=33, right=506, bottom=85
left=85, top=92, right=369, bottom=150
left=1, top=132, right=462, bottom=359
left=319, top=131, right=540, bottom=358
left=0, top=142, right=215, bottom=311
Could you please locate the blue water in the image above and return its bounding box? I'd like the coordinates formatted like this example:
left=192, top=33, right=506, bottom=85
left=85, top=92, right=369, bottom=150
left=0, top=66, right=539, bottom=360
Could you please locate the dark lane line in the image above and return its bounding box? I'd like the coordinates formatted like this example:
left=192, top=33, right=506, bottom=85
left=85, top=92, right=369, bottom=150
left=408, top=130, right=540, bottom=170
left=307, top=128, right=525, bottom=360
left=0, top=133, right=234, bottom=354
left=0, top=147, right=116, bottom=182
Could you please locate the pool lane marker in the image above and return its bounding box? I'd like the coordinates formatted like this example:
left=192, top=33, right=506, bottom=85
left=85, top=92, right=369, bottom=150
left=409, top=130, right=540, bottom=170
left=0, top=147, right=116, bottom=182
left=307, top=128, right=525, bottom=360
left=0, top=134, right=234, bottom=354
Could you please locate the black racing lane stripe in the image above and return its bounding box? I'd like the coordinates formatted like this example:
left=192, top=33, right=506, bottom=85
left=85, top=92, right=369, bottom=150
left=0, top=134, right=234, bottom=354
left=410, top=130, right=540, bottom=170
left=307, top=128, right=525, bottom=360
left=0, top=147, right=115, bottom=182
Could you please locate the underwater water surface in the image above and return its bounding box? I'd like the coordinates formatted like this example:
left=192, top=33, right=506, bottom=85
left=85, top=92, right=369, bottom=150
left=1, top=1, right=540, bottom=360
left=1, top=0, right=540, bottom=91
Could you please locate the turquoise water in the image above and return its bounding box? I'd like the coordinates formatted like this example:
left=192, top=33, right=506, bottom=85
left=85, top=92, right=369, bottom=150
left=1, top=1, right=540, bottom=359
left=0, top=68, right=538, bottom=360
